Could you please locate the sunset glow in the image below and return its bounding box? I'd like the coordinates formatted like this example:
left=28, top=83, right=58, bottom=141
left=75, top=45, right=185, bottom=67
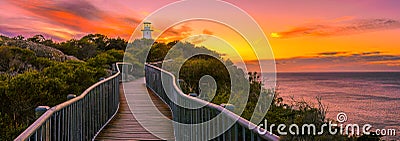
left=1, top=0, right=400, bottom=72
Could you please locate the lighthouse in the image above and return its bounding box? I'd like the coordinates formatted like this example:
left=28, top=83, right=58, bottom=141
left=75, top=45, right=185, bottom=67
left=141, top=22, right=153, bottom=39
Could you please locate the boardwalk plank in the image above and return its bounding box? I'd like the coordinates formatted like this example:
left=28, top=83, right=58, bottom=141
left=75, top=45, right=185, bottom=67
left=95, top=78, right=175, bottom=141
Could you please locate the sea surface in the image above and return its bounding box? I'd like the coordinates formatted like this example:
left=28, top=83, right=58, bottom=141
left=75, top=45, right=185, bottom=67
left=269, top=72, right=399, bottom=139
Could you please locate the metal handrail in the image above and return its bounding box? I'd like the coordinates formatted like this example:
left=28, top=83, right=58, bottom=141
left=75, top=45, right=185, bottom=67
left=15, top=62, right=124, bottom=141
left=145, top=64, right=279, bottom=141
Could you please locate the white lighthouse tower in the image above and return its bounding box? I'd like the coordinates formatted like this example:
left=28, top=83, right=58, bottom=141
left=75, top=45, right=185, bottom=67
left=141, top=22, right=153, bottom=39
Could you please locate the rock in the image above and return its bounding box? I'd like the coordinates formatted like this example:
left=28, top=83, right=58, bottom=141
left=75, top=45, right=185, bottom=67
left=2, top=39, right=80, bottom=62
left=65, top=55, right=80, bottom=61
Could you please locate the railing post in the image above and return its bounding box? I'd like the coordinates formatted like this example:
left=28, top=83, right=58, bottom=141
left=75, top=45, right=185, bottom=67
left=35, top=106, right=50, bottom=141
left=189, top=93, right=198, bottom=97
left=35, top=106, right=50, bottom=118
left=67, top=94, right=76, bottom=100
left=220, top=103, right=235, bottom=112
left=221, top=104, right=235, bottom=141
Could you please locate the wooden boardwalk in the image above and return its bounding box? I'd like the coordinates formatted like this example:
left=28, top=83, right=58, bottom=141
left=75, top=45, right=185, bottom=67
left=96, top=78, right=175, bottom=140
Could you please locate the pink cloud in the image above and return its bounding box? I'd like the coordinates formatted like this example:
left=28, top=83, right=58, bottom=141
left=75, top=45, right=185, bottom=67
left=271, top=18, right=400, bottom=38
left=0, top=0, right=141, bottom=41
left=244, top=52, right=400, bottom=72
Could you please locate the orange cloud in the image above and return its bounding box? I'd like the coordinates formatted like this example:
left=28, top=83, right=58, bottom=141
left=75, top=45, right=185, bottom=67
left=271, top=18, right=400, bottom=38
left=1, top=0, right=140, bottom=41
left=317, top=51, right=348, bottom=56
left=202, top=29, right=213, bottom=35
left=368, top=60, right=400, bottom=66
left=186, top=35, right=209, bottom=44
left=156, top=24, right=193, bottom=43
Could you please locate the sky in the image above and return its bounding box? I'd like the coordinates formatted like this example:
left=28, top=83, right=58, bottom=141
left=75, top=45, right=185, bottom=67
left=1, top=0, right=400, bottom=72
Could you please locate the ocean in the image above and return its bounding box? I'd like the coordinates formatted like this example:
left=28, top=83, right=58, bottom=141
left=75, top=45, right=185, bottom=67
left=270, top=72, right=399, bottom=139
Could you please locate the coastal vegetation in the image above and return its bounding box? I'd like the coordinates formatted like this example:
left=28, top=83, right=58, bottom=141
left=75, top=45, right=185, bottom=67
left=0, top=34, right=380, bottom=140
left=144, top=39, right=381, bottom=141
left=0, top=34, right=125, bottom=140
